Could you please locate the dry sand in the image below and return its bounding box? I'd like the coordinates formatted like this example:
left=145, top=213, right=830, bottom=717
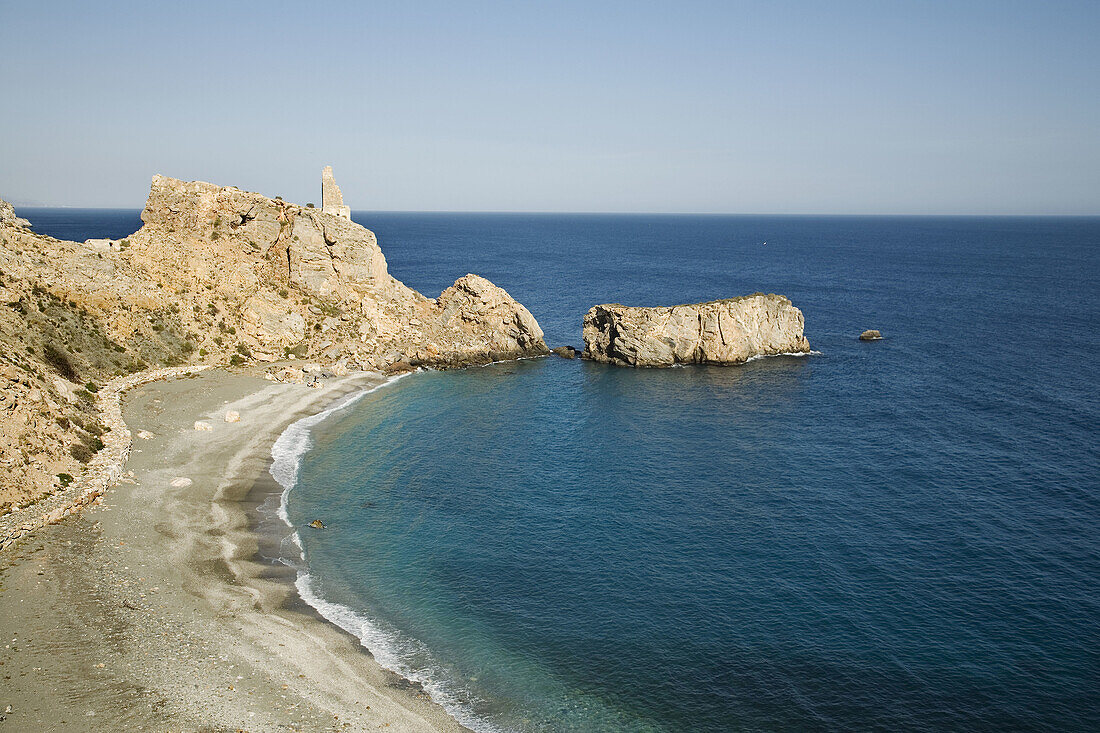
left=0, top=369, right=468, bottom=732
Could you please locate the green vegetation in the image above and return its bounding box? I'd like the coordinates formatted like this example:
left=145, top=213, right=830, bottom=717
left=84, top=381, right=98, bottom=393
left=44, top=343, right=79, bottom=382
left=57, top=473, right=73, bottom=488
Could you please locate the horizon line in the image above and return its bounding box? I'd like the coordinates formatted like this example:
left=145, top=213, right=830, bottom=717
left=10, top=205, right=1100, bottom=218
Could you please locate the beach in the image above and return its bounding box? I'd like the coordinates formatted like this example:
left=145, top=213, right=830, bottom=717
left=0, top=368, right=467, bottom=732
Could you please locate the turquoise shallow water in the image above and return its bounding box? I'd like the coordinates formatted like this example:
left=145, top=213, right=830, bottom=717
left=26, top=211, right=1100, bottom=731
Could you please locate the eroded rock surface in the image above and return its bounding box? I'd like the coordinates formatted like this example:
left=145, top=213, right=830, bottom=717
left=0, top=198, right=30, bottom=229
left=583, top=294, right=810, bottom=367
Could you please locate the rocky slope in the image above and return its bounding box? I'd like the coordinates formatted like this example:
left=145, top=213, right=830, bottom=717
left=582, top=294, right=810, bottom=367
left=0, top=174, right=547, bottom=511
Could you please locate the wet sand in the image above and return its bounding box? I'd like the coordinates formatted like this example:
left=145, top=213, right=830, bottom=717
left=0, top=369, right=468, bottom=732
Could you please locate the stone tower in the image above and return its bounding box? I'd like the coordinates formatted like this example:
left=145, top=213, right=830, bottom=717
left=321, top=165, right=351, bottom=220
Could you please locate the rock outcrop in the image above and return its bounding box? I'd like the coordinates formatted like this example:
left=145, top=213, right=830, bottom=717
left=582, top=294, right=810, bottom=367
left=859, top=329, right=883, bottom=341
left=321, top=165, right=351, bottom=220
left=0, top=198, right=30, bottom=229
left=0, top=173, right=547, bottom=510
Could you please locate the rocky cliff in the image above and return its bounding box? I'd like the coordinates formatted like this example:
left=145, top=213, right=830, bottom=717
left=0, top=173, right=547, bottom=510
left=582, top=294, right=810, bottom=367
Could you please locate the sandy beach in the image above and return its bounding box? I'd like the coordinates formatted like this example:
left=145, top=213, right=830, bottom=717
left=0, top=368, right=467, bottom=732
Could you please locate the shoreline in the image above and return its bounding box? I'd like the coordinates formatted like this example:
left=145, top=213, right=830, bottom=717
left=0, top=367, right=469, bottom=731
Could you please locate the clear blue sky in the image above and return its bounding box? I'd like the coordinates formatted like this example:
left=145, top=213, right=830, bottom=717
left=1, top=0, right=1098, bottom=213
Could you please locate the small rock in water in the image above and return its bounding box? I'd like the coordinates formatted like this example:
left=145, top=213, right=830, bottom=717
left=309, top=519, right=325, bottom=529
left=136, top=430, right=155, bottom=440
left=552, top=346, right=578, bottom=359
left=170, top=477, right=193, bottom=488
left=859, top=329, right=883, bottom=341
left=193, top=420, right=213, bottom=431
left=224, top=410, right=240, bottom=423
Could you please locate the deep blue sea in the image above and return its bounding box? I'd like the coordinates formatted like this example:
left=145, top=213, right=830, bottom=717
left=27, top=209, right=1100, bottom=731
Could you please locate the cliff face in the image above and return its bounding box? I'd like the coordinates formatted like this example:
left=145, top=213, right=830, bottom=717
left=133, top=175, right=548, bottom=365
left=0, top=175, right=547, bottom=510
left=582, top=294, right=810, bottom=367
left=0, top=198, right=31, bottom=229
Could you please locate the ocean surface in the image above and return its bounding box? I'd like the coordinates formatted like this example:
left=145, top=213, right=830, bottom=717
left=27, top=209, right=1100, bottom=731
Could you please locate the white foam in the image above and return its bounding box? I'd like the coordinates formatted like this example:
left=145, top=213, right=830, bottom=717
left=743, top=349, right=823, bottom=363
left=295, top=573, right=506, bottom=733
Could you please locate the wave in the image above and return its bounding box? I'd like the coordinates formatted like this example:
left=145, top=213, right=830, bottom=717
left=294, top=572, right=507, bottom=733
left=266, top=370, right=506, bottom=733
left=743, top=348, right=823, bottom=363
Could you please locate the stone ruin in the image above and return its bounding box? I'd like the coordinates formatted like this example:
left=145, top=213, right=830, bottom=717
left=321, top=165, right=352, bottom=220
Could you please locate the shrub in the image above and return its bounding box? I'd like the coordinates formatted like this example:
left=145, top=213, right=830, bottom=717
left=44, top=343, right=79, bottom=382
left=57, top=473, right=73, bottom=487
left=85, top=382, right=98, bottom=393
left=306, top=203, right=315, bottom=208
left=229, top=354, right=245, bottom=366
left=70, top=444, right=92, bottom=463
left=278, top=289, right=288, bottom=298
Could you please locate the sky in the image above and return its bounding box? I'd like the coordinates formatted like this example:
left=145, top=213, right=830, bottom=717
left=1, top=0, right=1098, bottom=214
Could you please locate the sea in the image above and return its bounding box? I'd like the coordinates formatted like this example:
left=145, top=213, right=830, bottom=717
left=26, top=209, right=1100, bottom=731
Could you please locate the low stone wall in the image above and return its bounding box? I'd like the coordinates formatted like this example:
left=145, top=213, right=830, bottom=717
left=0, top=365, right=210, bottom=552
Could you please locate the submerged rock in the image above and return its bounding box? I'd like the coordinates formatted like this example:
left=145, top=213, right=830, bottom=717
left=582, top=294, right=810, bottom=367
left=859, top=329, right=883, bottom=341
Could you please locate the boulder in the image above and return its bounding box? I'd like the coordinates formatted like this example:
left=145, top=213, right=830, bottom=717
left=583, top=294, right=810, bottom=367
left=193, top=421, right=212, bottom=431
left=552, top=346, right=578, bottom=359
left=308, top=519, right=325, bottom=529
left=859, top=329, right=883, bottom=341
left=224, top=410, right=240, bottom=423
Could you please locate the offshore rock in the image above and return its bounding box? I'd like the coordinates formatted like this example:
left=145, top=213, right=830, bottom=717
left=582, top=294, right=810, bottom=367
left=859, top=329, right=883, bottom=341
